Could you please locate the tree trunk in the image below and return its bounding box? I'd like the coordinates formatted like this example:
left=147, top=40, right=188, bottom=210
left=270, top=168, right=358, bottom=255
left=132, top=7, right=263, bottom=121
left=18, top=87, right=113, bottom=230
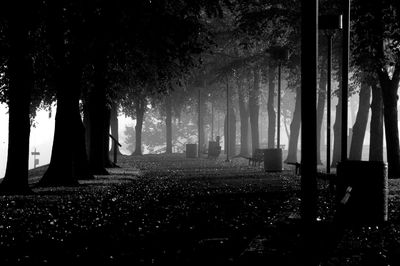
left=285, top=86, right=301, bottom=163
left=316, top=69, right=327, bottom=165
left=379, top=69, right=400, bottom=178
left=249, top=70, right=260, bottom=152
left=166, top=96, right=173, bottom=154
left=109, top=102, right=121, bottom=156
left=224, top=107, right=237, bottom=157
left=237, top=77, right=250, bottom=157
left=40, top=1, right=92, bottom=185
left=331, top=94, right=342, bottom=168
left=267, top=64, right=276, bottom=148
left=73, top=108, right=92, bottom=180
left=0, top=10, right=33, bottom=193
left=88, top=43, right=109, bottom=175
left=369, top=81, right=384, bottom=161
left=103, top=106, right=113, bottom=167
left=349, top=80, right=371, bottom=160
left=133, top=99, right=145, bottom=156
left=197, top=90, right=207, bottom=155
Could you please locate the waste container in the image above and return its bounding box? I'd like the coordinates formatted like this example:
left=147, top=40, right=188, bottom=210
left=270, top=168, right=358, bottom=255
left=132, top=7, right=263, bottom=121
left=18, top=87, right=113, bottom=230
left=336, top=160, right=388, bottom=225
left=264, top=148, right=283, bottom=172
left=186, top=144, right=198, bottom=158
left=208, top=141, right=221, bottom=158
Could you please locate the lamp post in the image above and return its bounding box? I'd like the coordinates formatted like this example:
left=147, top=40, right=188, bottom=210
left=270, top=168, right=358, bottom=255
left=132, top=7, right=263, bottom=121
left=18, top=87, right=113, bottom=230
left=269, top=46, right=289, bottom=149
left=319, top=14, right=343, bottom=173
left=264, top=46, right=288, bottom=172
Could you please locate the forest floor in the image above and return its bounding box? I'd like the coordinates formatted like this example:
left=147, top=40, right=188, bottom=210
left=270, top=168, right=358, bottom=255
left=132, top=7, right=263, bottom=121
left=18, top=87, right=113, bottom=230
left=1, top=153, right=400, bottom=265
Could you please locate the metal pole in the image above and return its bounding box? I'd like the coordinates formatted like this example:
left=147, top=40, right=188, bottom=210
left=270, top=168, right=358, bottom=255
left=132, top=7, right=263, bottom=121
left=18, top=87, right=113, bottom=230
left=327, top=34, right=332, bottom=174
left=341, top=0, right=350, bottom=162
left=301, top=0, right=318, bottom=223
left=226, top=81, right=230, bottom=162
left=277, top=61, right=281, bottom=149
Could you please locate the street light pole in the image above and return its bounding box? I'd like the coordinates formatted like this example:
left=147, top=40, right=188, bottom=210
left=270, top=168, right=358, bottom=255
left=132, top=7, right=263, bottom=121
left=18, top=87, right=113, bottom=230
left=301, top=0, right=318, bottom=224
left=319, top=14, right=342, bottom=173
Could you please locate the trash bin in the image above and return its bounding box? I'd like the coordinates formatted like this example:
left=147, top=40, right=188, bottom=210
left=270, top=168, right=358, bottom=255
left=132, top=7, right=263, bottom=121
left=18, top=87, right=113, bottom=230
left=186, top=144, right=198, bottom=158
left=336, top=160, right=388, bottom=225
left=208, top=141, right=221, bottom=158
left=264, top=148, right=283, bottom=172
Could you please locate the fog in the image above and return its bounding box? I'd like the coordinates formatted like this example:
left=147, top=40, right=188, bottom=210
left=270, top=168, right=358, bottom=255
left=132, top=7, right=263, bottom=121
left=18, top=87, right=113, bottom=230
left=0, top=103, right=134, bottom=177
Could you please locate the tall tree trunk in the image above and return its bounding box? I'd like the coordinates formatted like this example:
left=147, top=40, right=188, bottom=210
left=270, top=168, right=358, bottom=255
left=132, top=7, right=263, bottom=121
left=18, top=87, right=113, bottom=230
left=267, top=64, right=276, bottom=148
left=133, top=99, right=145, bottom=156
left=224, top=107, right=237, bottom=157
left=349, top=80, right=371, bottom=160
left=166, top=96, right=173, bottom=154
left=73, top=108, right=92, bottom=180
left=379, top=69, right=400, bottom=178
left=285, top=86, right=301, bottom=163
left=249, top=70, right=260, bottom=152
left=103, top=106, right=113, bottom=167
left=237, top=77, right=250, bottom=156
left=369, top=81, right=384, bottom=161
left=110, top=102, right=121, bottom=156
left=40, top=1, right=92, bottom=185
left=0, top=9, right=33, bottom=193
left=331, top=93, right=342, bottom=168
left=316, top=69, right=327, bottom=165
left=88, top=42, right=109, bottom=175
left=197, top=89, right=207, bottom=155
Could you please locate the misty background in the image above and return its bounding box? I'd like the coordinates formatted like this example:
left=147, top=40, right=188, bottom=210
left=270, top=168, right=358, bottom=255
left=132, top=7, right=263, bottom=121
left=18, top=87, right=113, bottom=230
left=2, top=90, right=383, bottom=177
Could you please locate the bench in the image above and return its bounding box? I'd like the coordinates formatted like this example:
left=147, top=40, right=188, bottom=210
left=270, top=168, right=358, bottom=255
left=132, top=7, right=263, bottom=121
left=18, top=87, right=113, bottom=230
left=247, top=149, right=266, bottom=167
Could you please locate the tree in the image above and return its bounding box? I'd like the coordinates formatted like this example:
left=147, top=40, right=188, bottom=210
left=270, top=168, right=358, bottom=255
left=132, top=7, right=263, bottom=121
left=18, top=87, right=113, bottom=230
left=249, top=68, right=261, bottom=151
left=369, top=80, right=384, bottom=161
left=267, top=63, right=276, bottom=148
left=236, top=72, right=251, bottom=156
left=349, top=77, right=371, bottom=160
left=110, top=101, right=122, bottom=156
left=0, top=2, right=36, bottom=193
left=40, top=1, right=92, bottom=186
left=352, top=0, right=400, bottom=177
left=316, top=64, right=327, bottom=165
left=285, top=85, right=301, bottom=163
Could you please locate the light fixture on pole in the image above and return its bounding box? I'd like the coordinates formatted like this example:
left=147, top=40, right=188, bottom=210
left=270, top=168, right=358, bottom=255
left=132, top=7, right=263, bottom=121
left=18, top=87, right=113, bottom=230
left=319, top=14, right=343, bottom=174
left=270, top=46, right=289, bottom=150
left=264, top=46, right=288, bottom=172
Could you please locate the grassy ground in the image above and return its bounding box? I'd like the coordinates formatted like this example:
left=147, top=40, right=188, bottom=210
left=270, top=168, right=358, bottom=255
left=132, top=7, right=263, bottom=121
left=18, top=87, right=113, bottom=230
left=0, top=154, right=400, bottom=265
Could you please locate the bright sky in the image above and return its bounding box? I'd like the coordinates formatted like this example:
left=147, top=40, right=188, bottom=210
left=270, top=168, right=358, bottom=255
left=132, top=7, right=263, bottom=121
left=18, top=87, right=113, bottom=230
left=0, top=103, right=134, bottom=178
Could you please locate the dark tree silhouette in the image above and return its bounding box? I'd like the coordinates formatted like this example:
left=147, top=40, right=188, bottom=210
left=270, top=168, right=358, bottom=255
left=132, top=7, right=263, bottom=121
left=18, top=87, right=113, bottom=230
left=267, top=64, right=276, bottom=148
left=0, top=3, right=35, bottom=193
left=349, top=79, right=371, bottom=160
left=285, top=85, right=301, bottom=163
left=369, top=81, right=384, bottom=161
left=249, top=68, right=260, bottom=152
